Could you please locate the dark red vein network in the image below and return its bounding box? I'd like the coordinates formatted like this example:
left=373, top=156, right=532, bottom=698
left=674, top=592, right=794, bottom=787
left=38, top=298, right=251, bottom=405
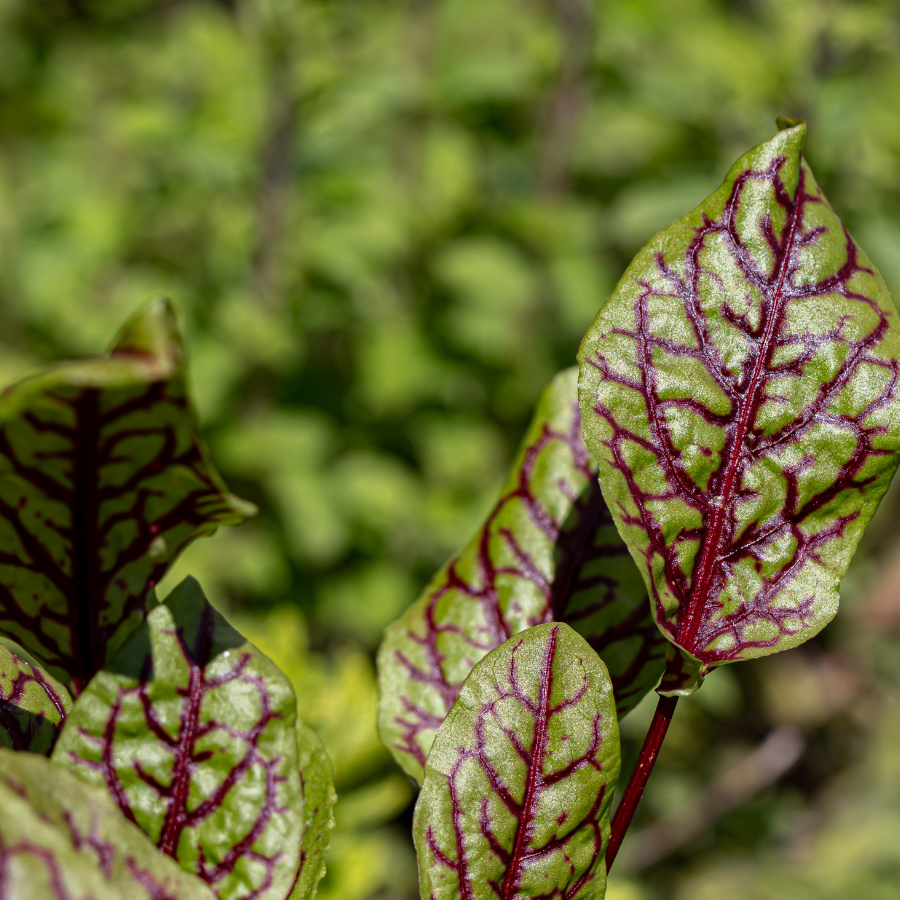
left=0, top=835, right=81, bottom=899
left=0, top=379, right=240, bottom=692
left=418, top=625, right=615, bottom=900
left=393, top=419, right=591, bottom=770
left=0, top=770, right=193, bottom=900
left=65, top=604, right=289, bottom=900
left=583, top=147, right=899, bottom=663
left=385, top=394, right=664, bottom=777
left=0, top=652, right=69, bottom=753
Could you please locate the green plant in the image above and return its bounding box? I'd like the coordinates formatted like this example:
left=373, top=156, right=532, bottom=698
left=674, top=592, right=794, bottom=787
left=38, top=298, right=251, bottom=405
left=379, top=119, right=900, bottom=895
left=0, top=300, right=334, bottom=899
left=1, top=118, right=896, bottom=900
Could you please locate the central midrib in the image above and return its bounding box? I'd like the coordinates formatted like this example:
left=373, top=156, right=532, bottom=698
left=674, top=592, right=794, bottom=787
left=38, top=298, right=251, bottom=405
left=159, top=606, right=217, bottom=856
left=500, top=627, right=557, bottom=900
left=158, top=664, right=204, bottom=856
left=71, top=389, right=102, bottom=694
left=677, top=172, right=805, bottom=655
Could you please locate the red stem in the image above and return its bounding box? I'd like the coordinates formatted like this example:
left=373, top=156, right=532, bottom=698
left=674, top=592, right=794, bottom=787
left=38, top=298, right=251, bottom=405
left=605, top=694, right=679, bottom=870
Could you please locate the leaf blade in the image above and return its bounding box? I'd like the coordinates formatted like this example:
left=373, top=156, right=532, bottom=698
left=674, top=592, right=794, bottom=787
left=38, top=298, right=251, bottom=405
left=378, top=368, right=664, bottom=782
left=53, top=576, right=331, bottom=900
left=578, top=121, right=900, bottom=668
left=0, top=643, right=71, bottom=754
left=414, top=622, right=620, bottom=900
left=0, top=748, right=215, bottom=899
left=0, top=300, right=254, bottom=691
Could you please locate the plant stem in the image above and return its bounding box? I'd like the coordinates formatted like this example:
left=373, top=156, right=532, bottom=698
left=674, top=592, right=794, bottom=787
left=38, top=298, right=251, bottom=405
left=605, top=694, right=679, bottom=870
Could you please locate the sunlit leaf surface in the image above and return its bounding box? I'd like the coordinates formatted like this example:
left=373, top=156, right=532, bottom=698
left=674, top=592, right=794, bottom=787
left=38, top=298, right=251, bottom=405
left=0, top=643, right=71, bottom=754
left=579, top=121, right=900, bottom=671
left=54, top=576, right=333, bottom=900
left=414, top=623, right=620, bottom=900
left=0, top=749, right=215, bottom=899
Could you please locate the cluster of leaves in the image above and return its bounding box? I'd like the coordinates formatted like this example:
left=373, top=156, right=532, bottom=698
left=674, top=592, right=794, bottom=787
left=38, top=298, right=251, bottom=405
left=4, top=118, right=896, bottom=900
left=378, top=121, right=900, bottom=899
left=0, top=301, right=335, bottom=900
left=4, top=2, right=900, bottom=898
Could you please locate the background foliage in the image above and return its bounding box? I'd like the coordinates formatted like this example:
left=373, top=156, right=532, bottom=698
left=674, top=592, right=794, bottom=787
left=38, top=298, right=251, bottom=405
left=2, top=1, right=900, bottom=897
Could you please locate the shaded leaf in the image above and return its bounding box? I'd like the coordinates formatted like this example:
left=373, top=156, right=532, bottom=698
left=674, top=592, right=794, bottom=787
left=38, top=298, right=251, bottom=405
left=53, top=576, right=332, bottom=900
left=414, top=623, right=619, bottom=900
left=0, top=642, right=71, bottom=755
left=0, top=299, right=254, bottom=692
left=578, top=121, right=900, bottom=672
left=0, top=748, right=215, bottom=899
left=378, top=368, right=663, bottom=781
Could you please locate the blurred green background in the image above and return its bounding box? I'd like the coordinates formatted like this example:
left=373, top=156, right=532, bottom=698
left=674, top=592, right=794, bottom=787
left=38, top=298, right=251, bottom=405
left=3, top=0, right=900, bottom=897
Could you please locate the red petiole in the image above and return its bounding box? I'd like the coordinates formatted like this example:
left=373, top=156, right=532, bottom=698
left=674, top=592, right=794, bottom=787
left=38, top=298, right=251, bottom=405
left=605, top=694, right=679, bottom=870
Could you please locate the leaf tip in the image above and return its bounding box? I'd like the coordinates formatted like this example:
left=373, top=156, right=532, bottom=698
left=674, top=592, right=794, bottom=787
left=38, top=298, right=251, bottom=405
left=109, top=297, right=182, bottom=374
left=775, top=115, right=806, bottom=134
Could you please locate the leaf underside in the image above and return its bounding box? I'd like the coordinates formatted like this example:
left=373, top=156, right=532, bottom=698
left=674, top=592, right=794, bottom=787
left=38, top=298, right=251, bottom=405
left=0, top=299, right=253, bottom=692
left=0, top=642, right=71, bottom=755
left=53, top=576, right=327, bottom=900
left=378, top=368, right=664, bottom=782
left=578, top=121, right=900, bottom=668
left=414, top=623, right=620, bottom=900
left=0, top=748, right=215, bottom=900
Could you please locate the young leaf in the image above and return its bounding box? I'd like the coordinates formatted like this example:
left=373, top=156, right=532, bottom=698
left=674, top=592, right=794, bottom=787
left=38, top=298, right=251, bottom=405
left=378, top=368, right=664, bottom=782
left=0, top=748, right=215, bottom=899
left=578, top=120, right=900, bottom=673
left=414, top=623, right=620, bottom=900
left=53, top=576, right=333, bottom=900
left=0, top=299, right=254, bottom=692
left=0, top=642, right=71, bottom=754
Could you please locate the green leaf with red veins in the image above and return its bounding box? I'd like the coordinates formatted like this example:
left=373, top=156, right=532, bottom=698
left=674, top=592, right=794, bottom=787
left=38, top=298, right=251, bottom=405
left=578, top=120, right=900, bottom=679
left=0, top=748, right=215, bottom=900
left=378, top=368, right=664, bottom=782
left=414, top=623, right=620, bottom=900
left=290, top=722, right=336, bottom=900
left=0, top=643, right=71, bottom=755
left=0, top=299, right=255, bottom=693
left=52, top=577, right=332, bottom=900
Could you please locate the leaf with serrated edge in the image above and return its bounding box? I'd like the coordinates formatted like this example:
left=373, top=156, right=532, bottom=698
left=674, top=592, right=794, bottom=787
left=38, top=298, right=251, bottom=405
left=0, top=299, right=255, bottom=692
left=0, top=748, right=215, bottom=900
left=53, top=576, right=318, bottom=900
left=414, top=623, right=620, bottom=900
left=578, top=120, right=900, bottom=677
left=0, top=642, right=71, bottom=754
left=378, top=368, right=663, bottom=782
left=290, top=721, right=336, bottom=900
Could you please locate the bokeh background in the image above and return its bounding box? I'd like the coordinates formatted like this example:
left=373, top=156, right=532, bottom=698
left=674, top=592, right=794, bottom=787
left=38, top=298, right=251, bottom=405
left=3, top=1, right=900, bottom=897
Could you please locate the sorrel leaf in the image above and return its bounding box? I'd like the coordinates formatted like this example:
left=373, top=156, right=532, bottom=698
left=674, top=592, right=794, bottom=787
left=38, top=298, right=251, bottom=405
left=53, top=576, right=331, bottom=900
left=0, top=748, right=215, bottom=899
left=578, top=120, right=900, bottom=672
left=0, top=642, right=71, bottom=754
left=291, top=722, right=336, bottom=900
left=413, top=623, right=620, bottom=900
left=0, top=299, right=254, bottom=692
left=378, top=368, right=664, bottom=782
